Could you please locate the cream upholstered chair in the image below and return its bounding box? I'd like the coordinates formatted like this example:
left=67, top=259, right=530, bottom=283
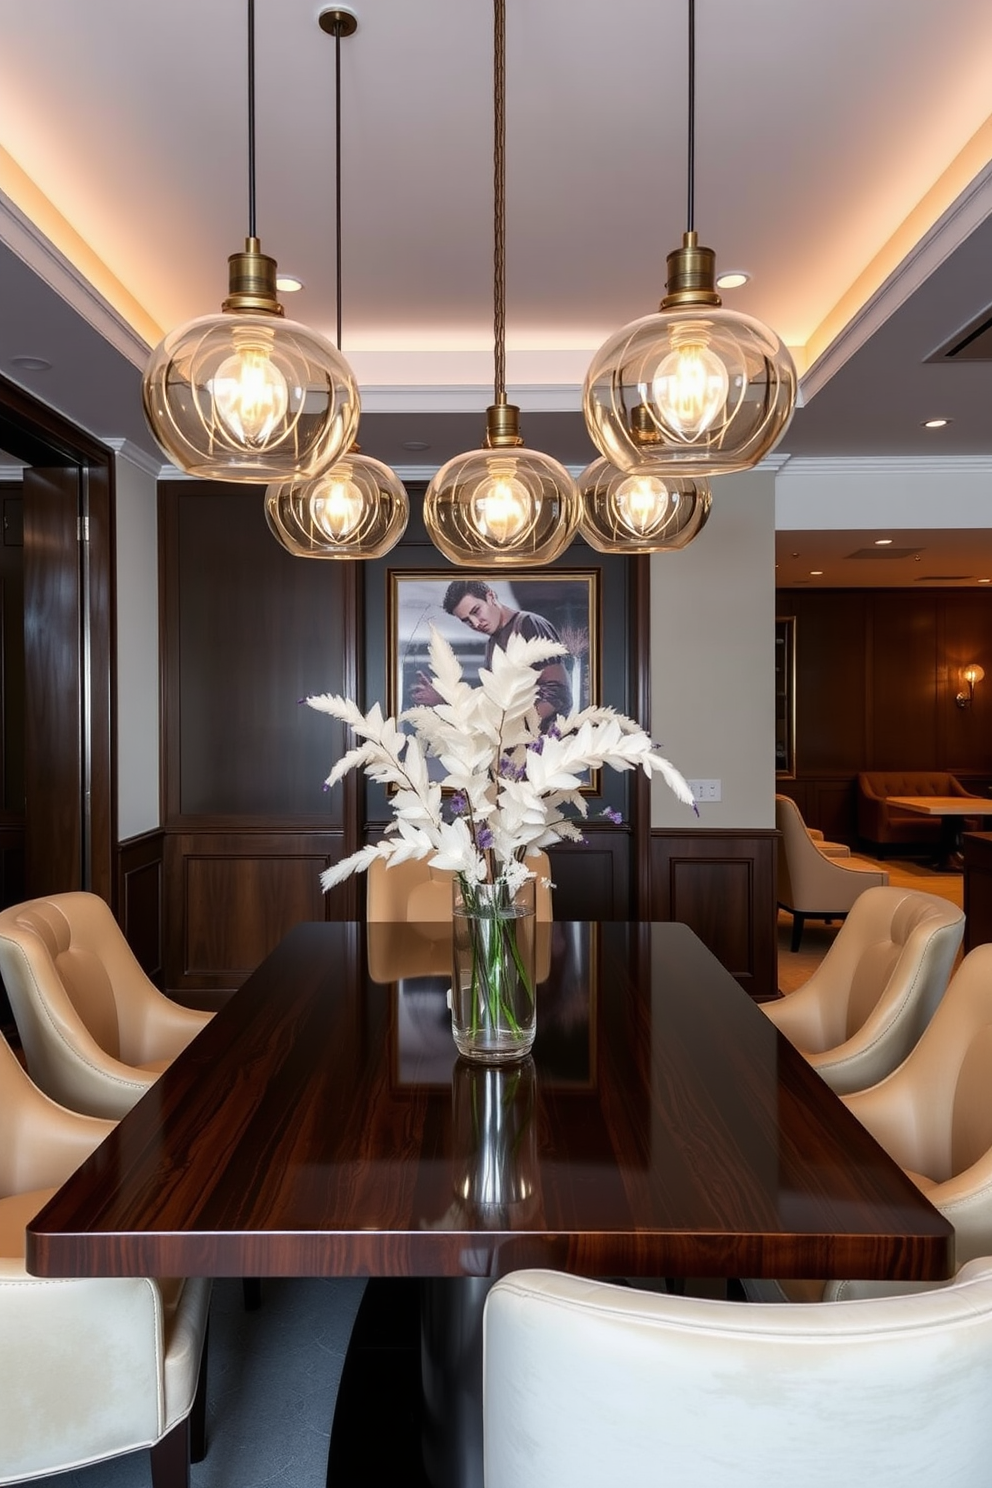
left=0, top=1032, right=211, bottom=1488
left=483, top=1261, right=992, bottom=1488
left=762, top=885, right=964, bottom=1094
left=776, top=794, right=850, bottom=857
left=776, top=794, right=888, bottom=951
left=366, top=851, right=553, bottom=923
left=750, top=943, right=992, bottom=1306
left=0, top=892, right=212, bottom=1119
left=828, top=942, right=992, bottom=1293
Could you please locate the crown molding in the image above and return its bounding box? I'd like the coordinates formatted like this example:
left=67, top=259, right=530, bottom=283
left=776, top=453, right=992, bottom=478
left=106, top=438, right=168, bottom=479
left=0, top=189, right=153, bottom=371
left=800, top=157, right=992, bottom=402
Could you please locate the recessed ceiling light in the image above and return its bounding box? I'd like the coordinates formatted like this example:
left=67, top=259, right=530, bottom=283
left=715, top=270, right=749, bottom=290
left=980, top=578, right=991, bottom=585
left=923, top=417, right=950, bottom=428
left=9, top=355, right=51, bottom=372
left=276, top=274, right=304, bottom=292
left=874, top=538, right=893, bottom=546
left=401, top=440, right=431, bottom=452
left=809, top=569, right=823, bottom=576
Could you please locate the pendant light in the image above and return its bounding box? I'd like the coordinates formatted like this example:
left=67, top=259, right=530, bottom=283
left=142, top=0, right=360, bottom=484
left=577, top=457, right=711, bottom=554
left=582, top=0, right=796, bottom=478
left=423, top=0, right=580, bottom=568
left=265, top=8, right=408, bottom=560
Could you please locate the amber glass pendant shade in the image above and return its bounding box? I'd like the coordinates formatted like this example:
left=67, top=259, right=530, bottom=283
left=265, top=450, right=409, bottom=560
left=143, top=242, right=360, bottom=485
left=423, top=417, right=581, bottom=568
left=583, top=0, right=797, bottom=480
left=583, top=300, right=796, bottom=479
left=578, top=457, right=711, bottom=553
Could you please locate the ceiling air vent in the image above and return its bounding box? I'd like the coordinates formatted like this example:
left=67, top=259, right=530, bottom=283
left=845, top=547, right=922, bottom=560
left=927, top=307, right=992, bottom=362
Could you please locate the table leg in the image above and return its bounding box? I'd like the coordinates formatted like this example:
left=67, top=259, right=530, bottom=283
left=421, top=1277, right=492, bottom=1488
left=327, top=1276, right=490, bottom=1488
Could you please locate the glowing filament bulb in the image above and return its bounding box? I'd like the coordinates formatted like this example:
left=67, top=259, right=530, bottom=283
left=612, top=474, right=672, bottom=536
left=651, top=335, right=729, bottom=441
left=211, top=339, right=289, bottom=447
left=311, top=468, right=365, bottom=540
left=470, top=468, right=536, bottom=545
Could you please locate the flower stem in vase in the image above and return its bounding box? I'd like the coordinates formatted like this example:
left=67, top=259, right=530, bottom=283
left=452, top=876, right=537, bottom=1063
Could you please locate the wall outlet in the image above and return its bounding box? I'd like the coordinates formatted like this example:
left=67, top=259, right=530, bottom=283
left=688, top=778, right=722, bottom=803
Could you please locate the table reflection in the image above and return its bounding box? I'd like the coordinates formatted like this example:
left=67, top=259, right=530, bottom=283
left=380, top=921, right=595, bottom=1088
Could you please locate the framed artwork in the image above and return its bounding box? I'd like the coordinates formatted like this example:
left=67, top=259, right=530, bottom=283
left=775, top=615, right=796, bottom=778
left=387, top=568, right=600, bottom=728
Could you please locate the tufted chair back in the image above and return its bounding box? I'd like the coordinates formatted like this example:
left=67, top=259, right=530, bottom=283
left=763, top=886, right=963, bottom=1094
left=0, top=892, right=212, bottom=1119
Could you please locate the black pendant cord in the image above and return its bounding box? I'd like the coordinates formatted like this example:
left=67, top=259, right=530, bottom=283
left=247, top=0, right=257, bottom=239
left=335, top=24, right=344, bottom=351
left=493, top=0, right=506, bottom=405
left=686, top=0, right=695, bottom=235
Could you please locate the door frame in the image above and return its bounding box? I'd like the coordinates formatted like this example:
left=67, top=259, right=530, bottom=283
left=0, top=372, right=115, bottom=906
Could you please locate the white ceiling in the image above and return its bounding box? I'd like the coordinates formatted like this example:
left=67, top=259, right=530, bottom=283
left=1, top=0, right=992, bottom=575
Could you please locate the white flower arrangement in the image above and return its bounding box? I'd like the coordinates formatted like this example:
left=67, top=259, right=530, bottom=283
left=306, top=625, right=694, bottom=895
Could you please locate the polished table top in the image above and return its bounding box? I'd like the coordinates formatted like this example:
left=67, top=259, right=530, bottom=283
left=887, top=794, right=992, bottom=816
left=27, top=921, right=952, bottom=1284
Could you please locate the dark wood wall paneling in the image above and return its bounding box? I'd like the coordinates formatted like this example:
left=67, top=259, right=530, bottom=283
left=777, top=588, right=992, bottom=843
left=158, top=483, right=774, bottom=998
left=117, top=829, right=165, bottom=985
left=650, top=830, right=777, bottom=997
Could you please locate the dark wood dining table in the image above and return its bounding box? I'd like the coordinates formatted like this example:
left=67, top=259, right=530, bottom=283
left=27, top=918, right=953, bottom=1488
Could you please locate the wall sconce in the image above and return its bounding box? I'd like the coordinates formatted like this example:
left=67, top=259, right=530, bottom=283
left=956, top=664, right=985, bottom=708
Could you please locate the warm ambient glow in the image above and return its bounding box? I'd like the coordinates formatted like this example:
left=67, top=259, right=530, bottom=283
left=650, top=332, right=730, bottom=441
left=470, top=466, right=535, bottom=545
left=211, top=334, right=289, bottom=447
left=956, top=663, right=985, bottom=707
left=577, top=457, right=711, bottom=554
left=266, top=452, right=409, bottom=560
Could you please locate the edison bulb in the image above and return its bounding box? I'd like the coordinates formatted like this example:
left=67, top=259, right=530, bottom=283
left=211, top=337, right=290, bottom=447
left=470, top=468, right=537, bottom=546
left=311, top=467, right=365, bottom=540
left=650, top=335, right=729, bottom=442
left=612, top=474, right=672, bottom=537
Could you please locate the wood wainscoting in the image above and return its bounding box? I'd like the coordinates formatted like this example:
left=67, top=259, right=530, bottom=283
left=650, top=829, right=778, bottom=999
left=117, top=830, right=165, bottom=987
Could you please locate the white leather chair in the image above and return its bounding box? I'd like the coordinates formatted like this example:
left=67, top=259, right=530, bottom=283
left=776, top=794, right=888, bottom=951
left=0, top=892, right=212, bottom=1119
left=762, top=885, right=964, bottom=1094
left=0, top=1031, right=211, bottom=1487
left=483, top=1260, right=992, bottom=1488
left=366, top=851, right=553, bottom=923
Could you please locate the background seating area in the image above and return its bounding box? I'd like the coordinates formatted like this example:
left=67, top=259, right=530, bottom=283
left=857, top=771, right=976, bottom=852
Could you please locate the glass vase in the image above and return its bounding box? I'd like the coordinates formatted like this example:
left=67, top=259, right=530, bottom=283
left=450, top=877, right=537, bottom=1063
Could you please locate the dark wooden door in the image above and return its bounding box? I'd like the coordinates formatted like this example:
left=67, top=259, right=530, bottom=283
left=23, top=465, right=86, bottom=895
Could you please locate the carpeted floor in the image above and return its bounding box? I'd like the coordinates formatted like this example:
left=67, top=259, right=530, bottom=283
left=776, top=856, right=964, bottom=995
